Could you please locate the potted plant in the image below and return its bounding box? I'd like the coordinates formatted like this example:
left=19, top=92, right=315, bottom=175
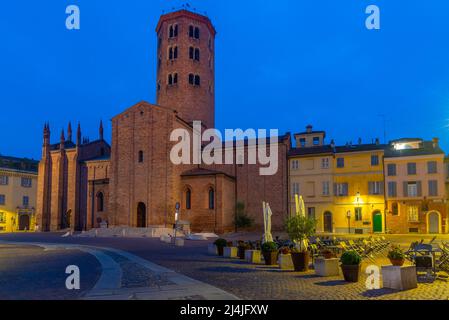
left=284, top=215, right=317, bottom=272
left=340, top=250, right=362, bottom=282
left=387, top=246, right=406, bottom=266
left=214, top=238, right=227, bottom=256
left=261, top=241, right=279, bottom=265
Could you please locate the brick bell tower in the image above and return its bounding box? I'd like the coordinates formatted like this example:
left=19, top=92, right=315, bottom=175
left=156, top=9, right=216, bottom=129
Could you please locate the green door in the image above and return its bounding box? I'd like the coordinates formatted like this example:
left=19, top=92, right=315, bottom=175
left=373, top=212, right=382, bottom=233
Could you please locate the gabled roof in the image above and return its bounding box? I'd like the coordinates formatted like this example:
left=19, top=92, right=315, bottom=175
left=181, top=168, right=235, bottom=180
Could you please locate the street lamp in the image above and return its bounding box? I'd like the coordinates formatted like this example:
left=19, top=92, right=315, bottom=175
left=346, top=210, right=351, bottom=234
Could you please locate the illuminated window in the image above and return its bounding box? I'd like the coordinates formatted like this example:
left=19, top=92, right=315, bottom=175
left=407, top=206, right=419, bottom=222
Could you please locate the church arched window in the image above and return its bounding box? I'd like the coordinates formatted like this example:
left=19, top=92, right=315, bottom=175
left=208, top=188, right=215, bottom=210
left=138, top=150, right=144, bottom=163
left=186, top=188, right=192, bottom=210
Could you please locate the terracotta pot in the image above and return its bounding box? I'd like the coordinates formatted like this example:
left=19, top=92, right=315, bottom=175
left=291, top=251, right=310, bottom=272
left=262, top=251, right=279, bottom=265
left=341, top=264, right=361, bottom=282
left=390, top=258, right=405, bottom=267
left=217, top=246, right=224, bottom=256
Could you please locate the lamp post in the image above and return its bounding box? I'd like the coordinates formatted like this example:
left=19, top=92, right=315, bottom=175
left=346, top=210, right=351, bottom=234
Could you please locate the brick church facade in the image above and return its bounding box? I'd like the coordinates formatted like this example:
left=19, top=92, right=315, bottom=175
left=36, top=10, right=290, bottom=234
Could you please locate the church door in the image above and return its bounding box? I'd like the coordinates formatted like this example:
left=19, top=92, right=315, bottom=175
left=137, top=202, right=147, bottom=228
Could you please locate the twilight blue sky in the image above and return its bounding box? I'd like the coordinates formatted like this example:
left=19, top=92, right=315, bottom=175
left=1, top=0, right=449, bottom=160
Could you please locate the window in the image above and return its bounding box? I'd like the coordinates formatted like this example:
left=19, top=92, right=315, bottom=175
left=0, top=212, right=5, bottom=223
left=429, top=180, right=438, bottom=197
left=322, top=181, right=330, bottom=196
left=23, top=196, right=29, bottom=207
left=335, top=183, right=348, bottom=197
left=189, top=26, right=200, bottom=39
left=208, top=188, right=215, bottom=210
left=427, top=161, right=437, bottom=174
left=321, top=158, right=330, bottom=169
left=371, top=155, right=379, bottom=166
left=387, top=164, right=396, bottom=176
left=407, top=182, right=418, bottom=197
left=368, top=181, right=383, bottom=195
left=355, top=207, right=362, bottom=221
left=186, top=189, right=192, bottom=210
left=97, top=192, right=104, bottom=212
left=188, top=73, right=194, bottom=85
left=0, top=195, right=5, bottom=205
left=407, top=163, right=417, bottom=175
left=291, top=160, right=299, bottom=170
left=313, top=137, right=320, bottom=146
left=307, top=207, right=315, bottom=220
left=169, top=24, right=178, bottom=38
left=21, top=178, right=32, bottom=188
left=194, top=27, right=200, bottom=39
left=407, top=206, right=419, bottom=222
left=388, top=181, right=397, bottom=197
left=138, top=151, right=144, bottom=163
left=292, top=183, right=300, bottom=197
left=168, top=73, right=178, bottom=85
left=299, top=138, right=306, bottom=147
left=195, top=48, right=200, bottom=61
left=189, top=47, right=194, bottom=59
left=169, top=46, right=178, bottom=60
left=194, top=75, right=201, bottom=86
left=337, top=158, right=345, bottom=168
left=0, top=175, right=8, bottom=185
left=392, top=202, right=399, bottom=216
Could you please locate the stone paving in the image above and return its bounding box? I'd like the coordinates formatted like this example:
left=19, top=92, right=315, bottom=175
left=1, top=233, right=449, bottom=300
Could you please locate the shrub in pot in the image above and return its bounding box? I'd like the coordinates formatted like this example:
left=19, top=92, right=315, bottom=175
left=214, top=238, right=227, bottom=256
left=340, top=250, right=362, bottom=282
left=284, top=215, right=317, bottom=272
left=261, top=241, right=279, bottom=265
left=387, top=246, right=405, bottom=266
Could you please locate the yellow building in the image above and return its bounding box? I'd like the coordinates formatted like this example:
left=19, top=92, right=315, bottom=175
left=333, top=143, right=386, bottom=234
left=0, top=156, right=38, bottom=232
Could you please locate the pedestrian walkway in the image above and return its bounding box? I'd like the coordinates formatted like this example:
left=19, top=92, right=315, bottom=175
left=0, top=241, right=239, bottom=300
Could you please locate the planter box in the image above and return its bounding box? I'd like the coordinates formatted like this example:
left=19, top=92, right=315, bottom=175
left=245, top=250, right=261, bottom=264
left=175, top=238, right=184, bottom=247
left=208, top=244, right=218, bottom=255
left=381, top=265, right=417, bottom=291
left=278, top=254, right=294, bottom=270
left=224, top=247, right=238, bottom=258
left=314, top=258, right=340, bottom=277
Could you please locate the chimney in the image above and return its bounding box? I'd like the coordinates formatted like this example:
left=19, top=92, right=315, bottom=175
left=330, top=139, right=335, bottom=149
left=433, top=137, right=439, bottom=148
left=306, top=125, right=313, bottom=133
left=375, top=138, right=380, bottom=145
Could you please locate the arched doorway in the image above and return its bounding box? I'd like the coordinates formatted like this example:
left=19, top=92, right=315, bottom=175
left=323, top=211, right=333, bottom=233
left=427, top=211, right=441, bottom=234
left=18, top=214, right=30, bottom=231
left=372, top=211, right=382, bottom=233
left=137, top=202, right=146, bottom=228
